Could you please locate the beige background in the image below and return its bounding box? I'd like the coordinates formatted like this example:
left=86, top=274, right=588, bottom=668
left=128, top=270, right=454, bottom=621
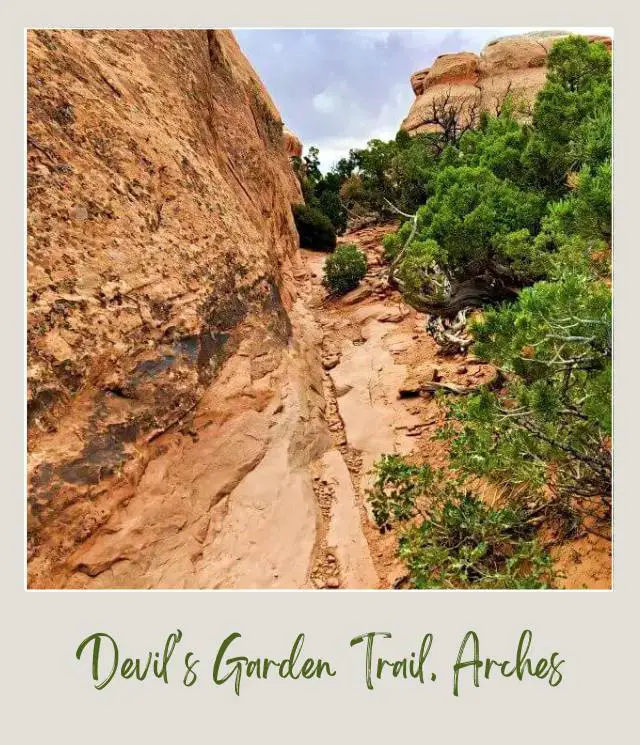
left=5, top=1, right=635, bottom=741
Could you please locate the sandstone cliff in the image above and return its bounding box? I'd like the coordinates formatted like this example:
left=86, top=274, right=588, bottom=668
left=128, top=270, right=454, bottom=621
left=27, top=30, right=331, bottom=588
left=401, top=32, right=612, bottom=135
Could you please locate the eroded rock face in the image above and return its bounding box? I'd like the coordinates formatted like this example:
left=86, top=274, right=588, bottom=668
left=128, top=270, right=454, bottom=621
left=26, top=30, right=327, bottom=588
left=401, top=32, right=612, bottom=135
left=283, top=126, right=303, bottom=158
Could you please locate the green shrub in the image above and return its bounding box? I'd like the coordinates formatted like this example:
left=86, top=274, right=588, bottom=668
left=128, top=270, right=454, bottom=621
left=292, top=204, right=337, bottom=251
left=322, top=243, right=367, bottom=295
left=442, top=275, right=612, bottom=506
left=399, top=495, right=555, bottom=589
left=524, top=35, right=611, bottom=195
left=368, top=454, right=437, bottom=528
left=367, top=454, right=555, bottom=589
left=317, top=189, right=348, bottom=235
left=458, top=103, right=533, bottom=187
left=382, top=232, right=402, bottom=262
left=415, top=165, right=546, bottom=280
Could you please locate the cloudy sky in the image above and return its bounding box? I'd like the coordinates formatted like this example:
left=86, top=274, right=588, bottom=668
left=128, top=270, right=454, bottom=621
left=235, top=28, right=611, bottom=171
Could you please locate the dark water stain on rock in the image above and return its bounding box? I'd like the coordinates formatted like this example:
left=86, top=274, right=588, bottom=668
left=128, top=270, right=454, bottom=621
left=28, top=387, right=64, bottom=428
left=263, top=278, right=292, bottom=342
left=202, top=291, right=249, bottom=332
left=132, top=354, right=176, bottom=381
left=196, top=330, right=230, bottom=383
left=29, top=274, right=290, bottom=518
left=173, top=335, right=199, bottom=361
left=56, top=418, right=142, bottom=486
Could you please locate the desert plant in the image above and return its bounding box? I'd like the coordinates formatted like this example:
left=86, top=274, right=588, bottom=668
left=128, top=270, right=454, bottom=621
left=366, top=37, right=611, bottom=583
left=292, top=203, right=337, bottom=251
left=317, top=189, right=348, bottom=235
left=322, top=243, right=367, bottom=295
left=399, top=495, right=555, bottom=589
left=368, top=454, right=437, bottom=528
left=524, top=35, right=611, bottom=194
left=442, top=274, right=612, bottom=512
left=367, top=455, right=555, bottom=589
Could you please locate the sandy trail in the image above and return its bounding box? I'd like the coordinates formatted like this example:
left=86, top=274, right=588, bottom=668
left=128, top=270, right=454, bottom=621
left=299, top=224, right=473, bottom=588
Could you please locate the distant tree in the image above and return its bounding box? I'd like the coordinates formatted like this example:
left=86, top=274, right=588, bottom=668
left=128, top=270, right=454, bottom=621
left=303, top=145, right=322, bottom=184
left=419, top=88, right=482, bottom=153
left=292, top=204, right=336, bottom=251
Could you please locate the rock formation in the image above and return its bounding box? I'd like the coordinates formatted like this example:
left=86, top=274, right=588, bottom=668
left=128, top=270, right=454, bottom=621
left=26, top=30, right=330, bottom=588
left=283, top=126, right=303, bottom=158
left=401, top=32, right=612, bottom=136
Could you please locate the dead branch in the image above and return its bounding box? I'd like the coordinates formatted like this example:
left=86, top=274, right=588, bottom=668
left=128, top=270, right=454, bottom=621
left=383, top=198, right=418, bottom=288
left=426, top=309, right=473, bottom=353
left=420, top=87, right=482, bottom=151
left=420, top=370, right=504, bottom=396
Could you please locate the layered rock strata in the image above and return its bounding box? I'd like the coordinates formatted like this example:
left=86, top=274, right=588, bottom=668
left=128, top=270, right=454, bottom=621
left=401, top=32, right=612, bottom=135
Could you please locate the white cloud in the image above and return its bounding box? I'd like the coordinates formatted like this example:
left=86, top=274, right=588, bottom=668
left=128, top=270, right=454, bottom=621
left=312, top=80, right=350, bottom=115
left=356, top=30, right=392, bottom=48
left=312, top=90, right=341, bottom=115
left=312, top=136, right=365, bottom=171
left=311, top=80, right=413, bottom=170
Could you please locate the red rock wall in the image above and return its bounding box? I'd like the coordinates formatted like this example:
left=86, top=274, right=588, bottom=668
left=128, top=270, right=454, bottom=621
left=27, top=30, right=309, bottom=587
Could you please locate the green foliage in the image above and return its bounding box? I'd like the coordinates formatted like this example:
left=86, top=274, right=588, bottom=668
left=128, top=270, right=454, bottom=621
left=400, top=496, right=554, bottom=589
left=395, top=239, right=442, bottom=299
left=322, top=243, right=367, bottom=294
left=524, top=36, right=611, bottom=194
left=413, top=165, right=546, bottom=280
left=378, top=36, right=612, bottom=298
left=292, top=131, right=439, bottom=233
left=382, top=232, right=402, bottom=262
left=344, top=133, right=439, bottom=217
left=368, top=454, right=437, bottom=528
left=292, top=147, right=348, bottom=235
left=303, top=145, right=322, bottom=184
left=551, top=161, right=611, bottom=243
left=458, top=103, right=533, bottom=186
left=363, top=37, right=612, bottom=584
left=292, top=203, right=337, bottom=251
left=434, top=41, right=612, bottom=519
left=445, top=275, right=611, bottom=502
left=367, top=455, right=555, bottom=589
left=317, top=189, right=348, bottom=235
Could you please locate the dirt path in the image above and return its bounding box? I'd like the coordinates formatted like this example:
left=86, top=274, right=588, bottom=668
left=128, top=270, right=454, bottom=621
left=299, top=224, right=497, bottom=588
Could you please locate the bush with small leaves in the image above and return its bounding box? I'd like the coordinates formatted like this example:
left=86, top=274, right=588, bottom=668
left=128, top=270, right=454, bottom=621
left=322, top=243, right=367, bottom=295
left=292, top=204, right=337, bottom=251
left=367, top=454, right=555, bottom=589
left=399, top=495, right=555, bottom=589
left=364, top=36, right=611, bottom=581
left=442, top=275, right=611, bottom=509
left=367, top=454, right=436, bottom=529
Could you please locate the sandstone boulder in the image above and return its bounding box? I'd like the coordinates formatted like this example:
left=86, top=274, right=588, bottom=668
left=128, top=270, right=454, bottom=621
left=283, top=126, right=303, bottom=158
